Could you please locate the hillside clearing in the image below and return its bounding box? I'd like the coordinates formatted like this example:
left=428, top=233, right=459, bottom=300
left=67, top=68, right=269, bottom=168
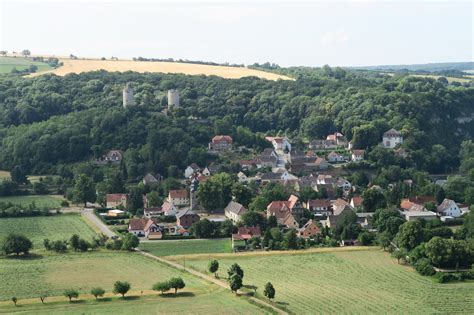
left=0, top=215, right=96, bottom=248
left=28, top=58, right=292, bottom=80
left=139, top=239, right=232, bottom=257
left=181, top=248, right=474, bottom=314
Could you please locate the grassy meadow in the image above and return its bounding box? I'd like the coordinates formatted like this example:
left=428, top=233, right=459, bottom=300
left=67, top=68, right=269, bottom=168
left=0, top=57, right=52, bottom=74
left=29, top=58, right=291, bottom=80
left=0, top=215, right=96, bottom=248
left=180, top=248, right=474, bottom=314
left=0, top=252, right=266, bottom=314
left=0, top=195, right=65, bottom=208
left=139, top=239, right=232, bottom=257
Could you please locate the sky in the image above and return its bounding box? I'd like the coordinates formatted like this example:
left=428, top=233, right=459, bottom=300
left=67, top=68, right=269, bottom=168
left=0, top=0, right=472, bottom=67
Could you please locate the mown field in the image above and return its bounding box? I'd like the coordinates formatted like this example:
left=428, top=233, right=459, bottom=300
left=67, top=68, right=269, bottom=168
left=0, top=252, right=265, bottom=314
left=0, top=57, right=52, bottom=74
left=140, top=238, right=232, bottom=257
left=0, top=195, right=65, bottom=208
left=180, top=248, right=474, bottom=314
left=0, top=215, right=96, bottom=248
left=29, top=58, right=291, bottom=80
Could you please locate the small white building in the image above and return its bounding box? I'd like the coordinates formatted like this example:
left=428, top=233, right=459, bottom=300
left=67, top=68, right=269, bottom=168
left=327, top=151, right=344, bottom=163
left=382, top=129, right=403, bottom=148
left=266, top=136, right=291, bottom=152
left=168, top=190, right=190, bottom=207
left=404, top=211, right=438, bottom=221
left=437, top=198, right=462, bottom=217
left=351, top=149, right=365, bottom=162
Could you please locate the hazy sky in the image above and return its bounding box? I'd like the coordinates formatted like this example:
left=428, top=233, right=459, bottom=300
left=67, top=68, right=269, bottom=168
left=1, top=0, right=472, bottom=67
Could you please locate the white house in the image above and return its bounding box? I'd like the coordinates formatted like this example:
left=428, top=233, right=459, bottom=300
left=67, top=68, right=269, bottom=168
left=437, top=199, right=462, bottom=217
left=266, top=136, right=291, bottom=152
left=237, top=171, right=248, bottom=183
left=184, top=163, right=200, bottom=178
left=128, top=218, right=159, bottom=238
left=404, top=211, right=438, bottom=221
left=168, top=190, right=190, bottom=207
left=382, top=129, right=403, bottom=148
left=224, top=201, right=247, bottom=223
left=351, top=150, right=365, bottom=162
left=161, top=201, right=178, bottom=216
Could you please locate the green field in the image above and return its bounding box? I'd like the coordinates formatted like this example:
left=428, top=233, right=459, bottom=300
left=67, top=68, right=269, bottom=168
left=0, top=252, right=265, bottom=314
left=0, top=215, right=96, bottom=248
left=0, top=171, right=9, bottom=180
left=0, top=57, right=52, bottom=74
left=140, top=239, right=232, bottom=257
left=0, top=195, right=65, bottom=208
left=181, top=248, right=474, bottom=314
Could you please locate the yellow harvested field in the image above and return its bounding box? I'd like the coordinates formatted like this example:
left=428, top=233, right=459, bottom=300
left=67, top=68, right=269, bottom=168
left=30, top=58, right=292, bottom=80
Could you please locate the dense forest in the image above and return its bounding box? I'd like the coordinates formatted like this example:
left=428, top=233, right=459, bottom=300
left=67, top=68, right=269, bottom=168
left=0, top=67, right=473, bottom=178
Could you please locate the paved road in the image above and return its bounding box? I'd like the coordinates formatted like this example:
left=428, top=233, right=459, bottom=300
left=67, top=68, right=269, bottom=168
left=82, top=208, right=116, bottom=237
left=139, top=250, right=288, bottom=315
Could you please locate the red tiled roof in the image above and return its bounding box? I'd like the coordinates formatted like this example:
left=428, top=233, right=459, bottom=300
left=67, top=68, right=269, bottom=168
left=212, top=135, right=233, bottom=143
left=169, top=189, right=188, bottom=199
left=351, top=196, right=363, bottom=207
left=106, top=194, right=127, bottom=203
left=308, top=199, right=331, bottom=208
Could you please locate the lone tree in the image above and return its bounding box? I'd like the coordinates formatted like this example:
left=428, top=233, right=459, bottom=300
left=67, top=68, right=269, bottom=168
left=121, top=233, right=140, bottom=251
left=90, top=287, right=105, bottom=300
left=227, top=263, right=244, bottom=280
left=71, top=174, right=96, bottom=206
left=152, top=281, right=171, bottom=295
left=264, top=282, right=275, bottom=300
left=11, top=297, right=17, bottom=306
left=1, top=233, right=32, bottom=256
left=229, top=273, right=242, bottom=294
left=70, top=234, right=80, bottom=251
left=208, top=260, right=219, bottom=278
left=113, top=281, right=131, bottom=298
left=168, top=277, right=185, bottom=294
left=64, top=289, right=79, bottom=302
left=39, top=293, right=48, bottom=304
left=21, top=49, right=31, bottom=57
left=11, top=165, right=27, bottom=184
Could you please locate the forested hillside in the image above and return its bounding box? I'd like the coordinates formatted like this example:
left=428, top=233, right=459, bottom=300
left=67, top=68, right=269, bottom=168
left=0, top=68, right=473, bottom=176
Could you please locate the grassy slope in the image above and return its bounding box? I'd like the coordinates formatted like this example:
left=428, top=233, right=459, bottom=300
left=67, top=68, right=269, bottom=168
left=0, top=195, right=65, bottom=208
left=0, top=215, right=96, bottom=248
left=139, top=239, right=232, bottom=257
left=182, top=249, right=474, bottom=314
left=0, top=57, right=52, bottom=74
left=0, top=252, right=265, bottom=314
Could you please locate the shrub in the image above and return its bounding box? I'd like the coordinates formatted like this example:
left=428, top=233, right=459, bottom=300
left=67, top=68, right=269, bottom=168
left=90, top=287, right=105, bottom=300
left=415, top=258, right=436, bottom=276
left=152, top=281, right=171, bottom=295
left=113, top=281, right=131, bottom=297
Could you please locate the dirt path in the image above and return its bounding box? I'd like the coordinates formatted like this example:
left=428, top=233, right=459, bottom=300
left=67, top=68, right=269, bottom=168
left=82, top=208, right=116, bottom=237
left=138, top=250, right=288, bottom=315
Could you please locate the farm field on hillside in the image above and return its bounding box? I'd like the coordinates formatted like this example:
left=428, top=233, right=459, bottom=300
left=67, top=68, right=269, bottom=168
left=0, top=171, right=9, bottom=180
left=0, top=195, right=65, bottom=208
left=29, top=58, right=291, bottom=80
left=140, top=238, right=232, bottom=256
left=0, top=57, right=52, bottom=74
left=0, top=215, right=96, bottom=248
left=181, top=249, right=474, bottom=314
left=0, top=252, right=266, bottom=314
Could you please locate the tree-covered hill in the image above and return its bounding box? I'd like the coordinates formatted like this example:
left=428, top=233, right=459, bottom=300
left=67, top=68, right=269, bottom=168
left=0, top=68, right=473, bottom=175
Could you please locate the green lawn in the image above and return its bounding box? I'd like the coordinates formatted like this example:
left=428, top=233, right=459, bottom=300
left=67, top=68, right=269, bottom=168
left=139, top=239, right=232, bottom=257
left=0, top=195, right=65, bottom=208
left=182, top=248, right=474, bottom=314
left=0, top=215, right=96, bottom=248
left=0, top=252, right=266, bottom=314
left=0, top=57, right=52, bottom=74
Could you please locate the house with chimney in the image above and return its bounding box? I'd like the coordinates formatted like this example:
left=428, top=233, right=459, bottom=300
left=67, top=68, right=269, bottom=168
left=128, top=218, right=160, bottom=239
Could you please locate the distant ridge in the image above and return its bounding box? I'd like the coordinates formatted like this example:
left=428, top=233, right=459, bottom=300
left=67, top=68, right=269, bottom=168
left=351, top=62, right=474, bottom=72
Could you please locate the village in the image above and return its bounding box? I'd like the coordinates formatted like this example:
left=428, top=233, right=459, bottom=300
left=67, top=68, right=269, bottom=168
left=90, top=97, right=469, bottom=251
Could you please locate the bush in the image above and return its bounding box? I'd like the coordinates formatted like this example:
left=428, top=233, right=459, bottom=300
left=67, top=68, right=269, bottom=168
left=1, top=233, right=33, bottom=256
left=415, top=258, right=436, bottom=276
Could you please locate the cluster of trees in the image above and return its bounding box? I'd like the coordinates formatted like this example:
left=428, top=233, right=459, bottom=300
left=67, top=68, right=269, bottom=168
left=152, top=277, right=186, bottom=295
left=0, top=68, right=472, bottom=178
